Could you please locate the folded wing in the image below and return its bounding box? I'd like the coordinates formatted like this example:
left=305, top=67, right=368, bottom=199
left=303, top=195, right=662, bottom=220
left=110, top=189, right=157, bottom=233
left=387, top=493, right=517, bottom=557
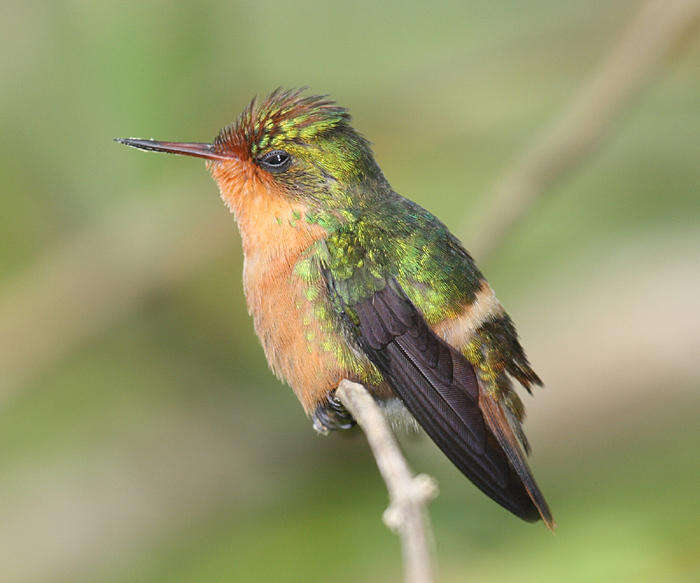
left=331, top=277, right=552, bottom=525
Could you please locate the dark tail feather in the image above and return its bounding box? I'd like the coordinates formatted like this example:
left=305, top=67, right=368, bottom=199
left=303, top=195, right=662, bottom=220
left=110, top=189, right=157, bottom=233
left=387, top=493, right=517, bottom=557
left=480, top=394, right=555, bottom=529
left=387, top=341, right=548, bottom=524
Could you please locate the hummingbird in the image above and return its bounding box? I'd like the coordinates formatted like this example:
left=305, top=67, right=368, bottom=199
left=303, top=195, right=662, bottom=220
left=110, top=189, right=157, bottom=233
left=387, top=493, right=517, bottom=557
left=117, top=88, right=554, bottom=528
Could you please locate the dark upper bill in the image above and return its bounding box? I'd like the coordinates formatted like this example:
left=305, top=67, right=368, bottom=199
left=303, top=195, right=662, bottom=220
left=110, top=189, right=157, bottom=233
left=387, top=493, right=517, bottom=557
left=115, top=138, right=235, bottom=161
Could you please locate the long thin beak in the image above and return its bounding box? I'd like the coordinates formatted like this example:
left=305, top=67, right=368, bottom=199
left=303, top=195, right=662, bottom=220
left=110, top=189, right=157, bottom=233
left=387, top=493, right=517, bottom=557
left=114, top=138, right=235, bottom=161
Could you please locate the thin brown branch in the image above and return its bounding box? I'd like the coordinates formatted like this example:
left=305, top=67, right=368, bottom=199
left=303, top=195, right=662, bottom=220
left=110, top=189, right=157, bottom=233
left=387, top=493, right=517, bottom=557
left=335, top=380, right=438, bottom=583
left=468, top=0, right=700, bottom=260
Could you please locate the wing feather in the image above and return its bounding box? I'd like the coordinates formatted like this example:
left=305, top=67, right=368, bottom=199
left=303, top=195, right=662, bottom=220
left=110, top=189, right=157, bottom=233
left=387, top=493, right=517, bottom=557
left=335, top=279, right=552, bottom=524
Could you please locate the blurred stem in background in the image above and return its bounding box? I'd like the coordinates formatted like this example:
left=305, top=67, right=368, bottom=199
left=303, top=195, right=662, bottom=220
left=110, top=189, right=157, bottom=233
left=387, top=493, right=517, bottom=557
left=1, top=0, right=697, bottom=408
left=468, top=0, right=700, bottom=259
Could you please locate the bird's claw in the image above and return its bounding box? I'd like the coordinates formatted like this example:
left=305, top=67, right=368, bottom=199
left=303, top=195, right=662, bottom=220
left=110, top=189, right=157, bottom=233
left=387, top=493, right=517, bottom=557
left=312, top=391, right=356, bottom=434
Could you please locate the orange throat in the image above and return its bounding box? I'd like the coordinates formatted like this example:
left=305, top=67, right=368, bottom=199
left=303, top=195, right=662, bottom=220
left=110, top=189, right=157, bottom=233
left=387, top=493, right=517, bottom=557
left=208, top=159, right=341, bottom=413
left=208, top=159, right=326, bottom=262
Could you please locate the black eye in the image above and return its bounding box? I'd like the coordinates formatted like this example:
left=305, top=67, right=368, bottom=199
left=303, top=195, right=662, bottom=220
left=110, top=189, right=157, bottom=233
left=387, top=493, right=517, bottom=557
left=258, top=150, right=291, bottom=173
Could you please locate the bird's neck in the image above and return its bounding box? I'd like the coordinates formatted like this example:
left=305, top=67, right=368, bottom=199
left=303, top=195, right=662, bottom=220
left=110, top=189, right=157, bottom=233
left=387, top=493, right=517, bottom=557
left=238, top=195, right=326, bottom=273
left=211, top=164, right=327, bottom=277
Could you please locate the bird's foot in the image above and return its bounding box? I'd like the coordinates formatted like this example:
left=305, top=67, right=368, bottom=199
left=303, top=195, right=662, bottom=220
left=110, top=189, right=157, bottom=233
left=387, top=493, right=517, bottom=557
left=312, top=392, right=356, bottom=435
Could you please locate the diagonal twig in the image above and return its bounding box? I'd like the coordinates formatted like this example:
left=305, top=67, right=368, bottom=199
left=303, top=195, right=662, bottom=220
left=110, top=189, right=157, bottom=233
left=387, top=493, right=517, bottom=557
left=336, top=380, right=438, bottom=583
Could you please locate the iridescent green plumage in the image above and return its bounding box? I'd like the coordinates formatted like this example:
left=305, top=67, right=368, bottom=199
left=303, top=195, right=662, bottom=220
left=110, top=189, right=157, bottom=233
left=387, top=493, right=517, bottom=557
left=117, top=87, right=553, bottom=527
left=298, top=189, right=537, bottom=430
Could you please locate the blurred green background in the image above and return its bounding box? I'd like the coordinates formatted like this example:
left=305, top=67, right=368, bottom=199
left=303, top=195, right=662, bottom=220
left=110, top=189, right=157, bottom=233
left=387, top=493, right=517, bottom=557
left=1, top=1, right=698, bottom=582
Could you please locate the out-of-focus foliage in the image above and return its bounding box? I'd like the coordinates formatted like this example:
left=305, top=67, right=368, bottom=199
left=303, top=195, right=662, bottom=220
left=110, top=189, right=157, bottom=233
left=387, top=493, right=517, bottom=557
left=0, top=1, right=698, bottom=582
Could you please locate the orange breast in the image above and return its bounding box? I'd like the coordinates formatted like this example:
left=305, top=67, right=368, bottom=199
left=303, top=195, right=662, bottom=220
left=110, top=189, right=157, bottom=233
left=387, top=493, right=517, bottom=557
left=209, top=160, right=356, bottom=413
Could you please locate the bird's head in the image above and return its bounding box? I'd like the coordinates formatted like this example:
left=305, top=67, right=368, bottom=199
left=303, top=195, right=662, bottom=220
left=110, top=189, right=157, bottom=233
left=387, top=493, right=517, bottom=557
left=117, top=88, right=386, bottom=225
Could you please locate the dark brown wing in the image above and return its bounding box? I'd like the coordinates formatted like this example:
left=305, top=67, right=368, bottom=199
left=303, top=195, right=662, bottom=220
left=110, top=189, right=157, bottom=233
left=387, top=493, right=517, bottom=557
left=331, top=278, right=551, bottom=524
